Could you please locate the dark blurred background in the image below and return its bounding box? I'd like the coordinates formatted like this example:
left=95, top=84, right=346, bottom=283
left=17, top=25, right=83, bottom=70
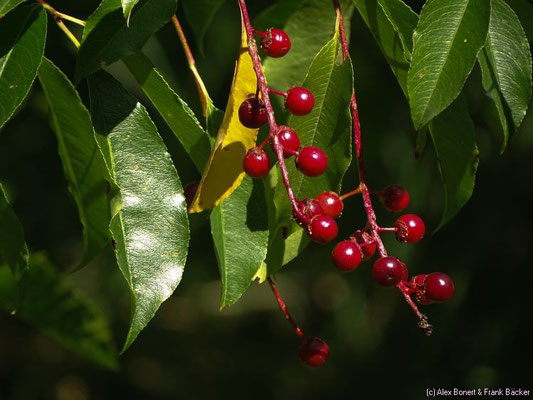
left=1, top=0, right=532, bottom=399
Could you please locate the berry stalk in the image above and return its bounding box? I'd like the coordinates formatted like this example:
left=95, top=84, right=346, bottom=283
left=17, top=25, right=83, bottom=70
left=332, top=0, right=431, bottom=330
left=237, top=0, right=306, bottom=222
left=267, top=277, right=304, bottom=338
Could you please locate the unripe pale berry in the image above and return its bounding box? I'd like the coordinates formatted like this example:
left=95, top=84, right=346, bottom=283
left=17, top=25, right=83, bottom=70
left=299, top=336, right=329, bottom=368
left=315, top=191, right=343, bottom=219
left=260, top=28, right=291, bottom=58
left=307, top=215, right=338, bottom=244
left=372, top=257, right=406, bottom=287
left=424, top=272, right=454, bottom=303
left=238, top=97, right=267, bottom=128
left=380, top=184, right=410, bottom=212
left=285, top=87, right=315, bottom=116
left=272, top=125, right=300, bottom=158
left=296, top=146, right=328, bottom=177
left=243, top=148, right=270, bottom=178
left=395, top=214, right=425, bottom=243
left=331, top=240, right=362, bottom=271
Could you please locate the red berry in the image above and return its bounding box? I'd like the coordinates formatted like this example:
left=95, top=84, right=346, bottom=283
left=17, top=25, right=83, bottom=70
left=424, top=272, right=454, bottom=303
left=331, top=240, right=362, bottom=271
left=296, top=146, right=328, bottom=177
left=315, top=191, right=343, bottom=219
left=260, top=28, right=291, bottom=58
left=395, top=214, right=425, bottom=243
left=307, top=215, right=338, bottom=244
left=294, top=198, right=323, bottom=222
left=272, top=125, right=300, bottom=158
left=372, top=257, right=406, bottom=287
left=351, top=230, right=376, bottom=261
left=184, top=181, right=199, bottom=208
left=238, top=97, right=267, bottom=128
left=243, top=147, right=270, bottom=178
left=299, top=336, right=329, bottom=368
left=285, top=87, right=315, bottom=116
left=380, top=184, right=410, bottom=212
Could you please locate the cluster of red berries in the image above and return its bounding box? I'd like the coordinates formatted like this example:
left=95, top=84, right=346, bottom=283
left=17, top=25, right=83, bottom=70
left=238, top=21, right=455, bottom=368
left=330, top=184, right=454, bottom=305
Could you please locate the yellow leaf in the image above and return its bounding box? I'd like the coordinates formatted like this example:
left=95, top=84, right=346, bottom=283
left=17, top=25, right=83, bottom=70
left=189, top=17, right=260, bottom=213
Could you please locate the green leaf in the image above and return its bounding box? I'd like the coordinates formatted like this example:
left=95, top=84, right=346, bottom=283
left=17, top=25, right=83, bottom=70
left=429, top=94, right=479, bottom=229
left=88, top=71, right=189, bottom=351
left=0, top=183, right=29, bottom=281
left=377, top=0, right=418, bottom=60
left=478, top=0, right=532, bottom=150
left=0, top=254, right=118, bottom=369
left=407, top=0, right=490, bottom=129
left=253, top=0, right=306, bottom=31
left=123, top=52, right=211, bottom=172
left=38, top=57, right=113, bottom=267
left=352, top=0, right=412, bottom=95
left=76, top=0, right=177, bottom=81
left=268, top=34, right=353, bottom=275
left=506, top=0, right=533, bottom=42
left=0, top=4, right=46, bottom=129
left=0, top=0, right=25, bottom=16
left=211, top=177, right=268, bottom=308
left=182, top=0, right=226, bottom=55
left=263, top=0, right=353, bottom=90
left=121, top=0, right=139, bottom=22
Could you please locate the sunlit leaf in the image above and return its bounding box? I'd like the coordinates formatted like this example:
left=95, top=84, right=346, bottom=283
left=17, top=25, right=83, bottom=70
left=121, top=0, right=139, bottom=22
left=377, top=0, right=418, bottom=60
left=88, top=71, right=189, bottom=351
left=478, top=0, right=532, bottom=151
left=0, top=4, right=46, bottom=129
left=76, top=0, right=177, bottom=81
left=407, top=0, right=490, bottom=129
left=263, top=0, right=353, bottom=92
left=38, top=57, right=113, bottom=267
left=123, top=52, right=212, bottom=172
left=211, top=177, right=268, bottom=308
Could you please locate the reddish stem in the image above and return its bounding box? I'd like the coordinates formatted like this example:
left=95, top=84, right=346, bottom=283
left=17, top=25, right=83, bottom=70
left=257, top=135, right=271, bottom=150
left=333, top=0, right=386, bottom=258
left=268, top=88, right=287, bottom=97
left=339, top=185, right=362, bottom=201
left=267, top=278, right=305, bottom=338
left=377, top=227, right=398, bottom=233
left=333, top=0, right=430, bottom=333
left=254, top=29, right=266, bottom=38
left=238, top=0, right=306, bottom=222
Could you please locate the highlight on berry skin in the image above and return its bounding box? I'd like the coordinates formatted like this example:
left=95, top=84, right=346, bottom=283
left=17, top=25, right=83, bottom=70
left=395, top=214, right=426, bottom=243
left=307, top=214, right=338, bottom=244
left=243, top=147, right=270, bottom=178
left=372, top=257, right=408, bottom=287
left=272, top=125, right=300, bottom=158
left=259, top=28, right=291, bottom=58
left=296, top=146, right=328, bottom=177
left=332, top=240, right=362, bottom=271
left=285, top=87, right=315, bottom=116
left=315, top=191, right=343, bottom=219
